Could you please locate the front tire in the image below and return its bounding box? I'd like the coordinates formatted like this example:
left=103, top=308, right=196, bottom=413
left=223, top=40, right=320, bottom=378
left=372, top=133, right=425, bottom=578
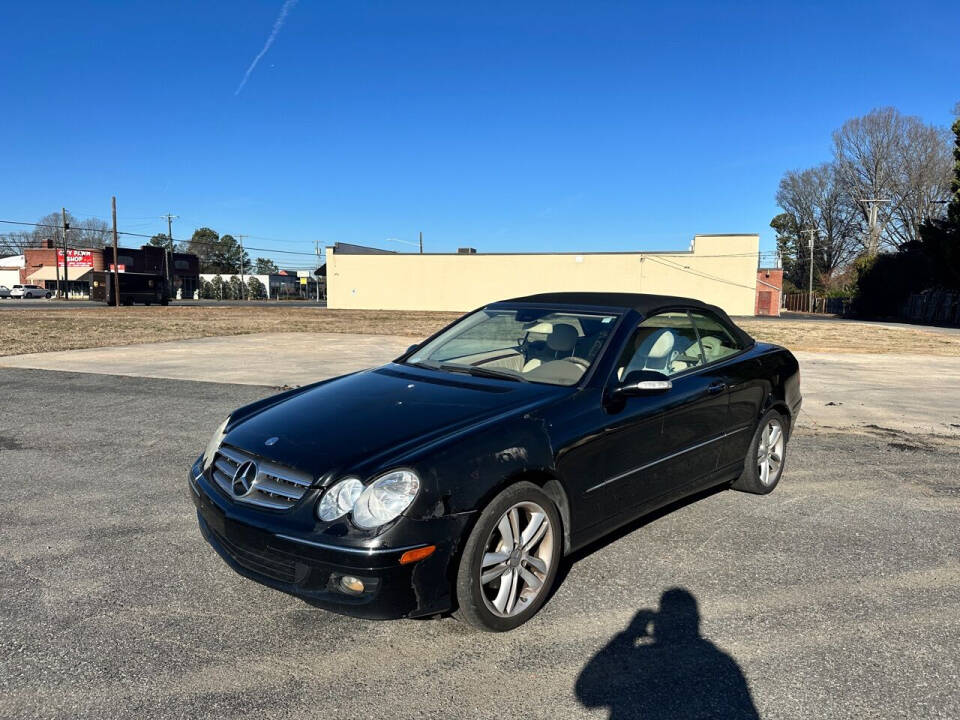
left=732, top=410, right=787, bottom=494
left=454, top=482, right=562, bottom=631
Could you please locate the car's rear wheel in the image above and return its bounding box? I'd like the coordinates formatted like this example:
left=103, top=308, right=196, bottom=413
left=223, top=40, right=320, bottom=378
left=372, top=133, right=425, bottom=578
left=45, top=292, right=51, bottom=299
left=732, top=409, right=787, bottom=494
left=454, top=482, right=561, bottom=631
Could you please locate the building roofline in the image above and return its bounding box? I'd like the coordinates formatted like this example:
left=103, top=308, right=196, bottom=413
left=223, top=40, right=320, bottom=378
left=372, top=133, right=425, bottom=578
left=327, top=234, right=759, bottom=257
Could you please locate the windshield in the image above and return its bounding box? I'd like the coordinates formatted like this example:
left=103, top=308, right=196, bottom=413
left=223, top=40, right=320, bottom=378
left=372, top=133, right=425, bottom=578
left=406, top=306, right=620, bottom=386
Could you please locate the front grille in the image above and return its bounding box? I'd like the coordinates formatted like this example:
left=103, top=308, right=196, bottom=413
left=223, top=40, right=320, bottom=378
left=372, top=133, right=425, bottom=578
left=211, top=444, right=313, bottom=510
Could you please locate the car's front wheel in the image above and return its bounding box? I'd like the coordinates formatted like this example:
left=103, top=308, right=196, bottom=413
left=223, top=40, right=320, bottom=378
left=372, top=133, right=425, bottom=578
left=732, top=409, right=787, bottom=494
left=454, top=482, right=561, bottom=631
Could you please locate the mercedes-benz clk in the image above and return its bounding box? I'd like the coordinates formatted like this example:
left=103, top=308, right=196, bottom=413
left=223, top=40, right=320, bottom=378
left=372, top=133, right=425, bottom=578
left=188, top=292, right=801, bottom=631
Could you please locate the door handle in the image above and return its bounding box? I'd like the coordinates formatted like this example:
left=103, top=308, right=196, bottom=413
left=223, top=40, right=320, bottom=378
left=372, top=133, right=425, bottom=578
left=707, top=382, right=727, bottom=395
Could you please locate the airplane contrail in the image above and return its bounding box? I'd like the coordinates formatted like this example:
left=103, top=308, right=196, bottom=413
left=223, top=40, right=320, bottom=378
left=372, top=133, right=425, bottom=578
left=234, top=0, right=300, bottom=96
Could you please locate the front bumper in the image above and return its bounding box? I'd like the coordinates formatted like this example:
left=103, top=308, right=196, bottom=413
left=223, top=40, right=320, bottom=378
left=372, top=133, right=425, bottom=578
left=188, top=463, right=472, bottom=620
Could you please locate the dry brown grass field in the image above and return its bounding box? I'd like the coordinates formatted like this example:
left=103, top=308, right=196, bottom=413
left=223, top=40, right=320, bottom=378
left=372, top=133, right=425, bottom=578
left=2, top=306, right=958, bottom=357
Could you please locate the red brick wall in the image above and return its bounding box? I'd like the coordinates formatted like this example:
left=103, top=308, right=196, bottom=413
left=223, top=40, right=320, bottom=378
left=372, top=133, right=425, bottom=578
left=21, top=247, right=104, bottom=283
left=755, top=268, right=783, bottom=316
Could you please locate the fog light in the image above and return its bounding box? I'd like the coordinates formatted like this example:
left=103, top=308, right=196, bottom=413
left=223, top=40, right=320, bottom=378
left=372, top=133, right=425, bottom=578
left=339, top=575, right=365, bottom=594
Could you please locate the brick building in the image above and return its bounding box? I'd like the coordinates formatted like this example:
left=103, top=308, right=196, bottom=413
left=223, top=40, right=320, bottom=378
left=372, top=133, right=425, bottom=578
left=18, top=240, right=105, bottom=298
left=10, top=241, right=198, bottom=299
left=755, top=268, right=784, bottom=316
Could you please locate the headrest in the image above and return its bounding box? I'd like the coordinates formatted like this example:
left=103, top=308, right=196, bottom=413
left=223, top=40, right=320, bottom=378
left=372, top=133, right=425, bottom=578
left=525, top=322, right=553, bottom=335
left=647, top=329, right=676, bottom=359
left=547, top=323, right=579, bottom=352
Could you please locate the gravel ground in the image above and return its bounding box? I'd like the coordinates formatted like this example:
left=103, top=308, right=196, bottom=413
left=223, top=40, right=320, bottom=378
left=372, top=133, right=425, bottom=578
left=1, top=368, right=958, bottom=720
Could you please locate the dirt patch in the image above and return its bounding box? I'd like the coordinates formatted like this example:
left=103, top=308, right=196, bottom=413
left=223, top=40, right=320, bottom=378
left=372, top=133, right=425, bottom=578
left=736, top=319, right=960, bottom=356
left=0, top=307, right=460, bottom=357
left=2, top=307, right=959, bottom=358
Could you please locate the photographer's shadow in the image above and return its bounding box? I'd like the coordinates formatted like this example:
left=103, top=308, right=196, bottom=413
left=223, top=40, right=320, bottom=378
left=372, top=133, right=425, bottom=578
left=575, top=588, right=759, bottom=720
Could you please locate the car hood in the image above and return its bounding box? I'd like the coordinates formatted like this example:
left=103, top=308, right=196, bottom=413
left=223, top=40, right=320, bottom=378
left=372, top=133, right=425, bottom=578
left=223, top=363, right=562, bottom=479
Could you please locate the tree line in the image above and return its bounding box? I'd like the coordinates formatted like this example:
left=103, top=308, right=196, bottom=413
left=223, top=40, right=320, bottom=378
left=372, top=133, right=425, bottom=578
left=0, top=211, right=112, bottom=255
left=199, top=275, right=268, bottom=300
left=772, top=106, right=955, bottom=299
left=0, top=216, right=283, bottom=276
left=148, top=227, right=281, bottom=275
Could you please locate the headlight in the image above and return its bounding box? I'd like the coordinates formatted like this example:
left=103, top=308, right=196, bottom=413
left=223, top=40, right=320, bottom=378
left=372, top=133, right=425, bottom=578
left=351, top=470, right=420, bottom=529
left=317, top=478, right=363, bottom=521
left=202, top=417, right=229, bottom=468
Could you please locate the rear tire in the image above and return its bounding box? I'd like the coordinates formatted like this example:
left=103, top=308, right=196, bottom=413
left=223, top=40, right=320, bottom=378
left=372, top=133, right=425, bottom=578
left=732, top=409, right=787, bottom=495
left=45, top=292, right=51, bottom=299
left=454, top=482, right=562, bottom=632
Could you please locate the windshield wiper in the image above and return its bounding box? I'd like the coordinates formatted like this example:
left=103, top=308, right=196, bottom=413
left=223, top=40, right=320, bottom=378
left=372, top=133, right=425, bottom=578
left=404, top=360, right=441, bottom=371
left=438, top=363, right=528, bottom=383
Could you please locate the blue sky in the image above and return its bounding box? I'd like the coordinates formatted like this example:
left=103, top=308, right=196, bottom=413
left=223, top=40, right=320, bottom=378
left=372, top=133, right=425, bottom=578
left=2, top=1, right=957, bottom=267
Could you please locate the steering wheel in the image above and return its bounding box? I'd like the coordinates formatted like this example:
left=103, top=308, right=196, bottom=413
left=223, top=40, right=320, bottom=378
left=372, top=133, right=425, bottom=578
left=565, top=356, right=590, bottom=369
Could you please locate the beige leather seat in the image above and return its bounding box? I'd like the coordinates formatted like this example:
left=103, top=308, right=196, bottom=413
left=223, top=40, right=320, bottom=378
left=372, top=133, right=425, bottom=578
left=523, top=323, right=579, bottom=372
left=618, top=328, right=677, bottom=379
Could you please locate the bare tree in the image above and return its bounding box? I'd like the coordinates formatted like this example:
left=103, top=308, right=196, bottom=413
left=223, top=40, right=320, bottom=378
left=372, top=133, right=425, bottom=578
left=0, top=230, right=35, bottom=256
left=833, top=107, right=951, bottom=252
left=776, top=163, right=862, bottom=287
left=0, top=212, right=114, bottom=255
left=890, top=122, right=953, bottom=246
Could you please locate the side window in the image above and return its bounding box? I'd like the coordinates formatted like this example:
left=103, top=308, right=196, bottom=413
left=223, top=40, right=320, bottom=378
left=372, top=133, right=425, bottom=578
left=615, top=311, right=704, bottom=379
left=689, top=312, right=743, bottom=363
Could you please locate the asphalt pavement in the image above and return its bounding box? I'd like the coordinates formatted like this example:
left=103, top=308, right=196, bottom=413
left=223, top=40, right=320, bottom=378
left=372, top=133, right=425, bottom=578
left=1, top=367, right=958, bottom=719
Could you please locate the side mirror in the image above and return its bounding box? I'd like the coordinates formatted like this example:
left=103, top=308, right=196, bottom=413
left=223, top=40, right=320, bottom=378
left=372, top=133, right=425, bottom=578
left=613, top=370, right=672, bottom=397
left=405, top=343, right=420, bottom=355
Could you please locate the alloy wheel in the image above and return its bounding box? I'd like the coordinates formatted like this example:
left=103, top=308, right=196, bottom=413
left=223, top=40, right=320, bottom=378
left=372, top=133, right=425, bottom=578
left=479, top=501, right=554, bottom=618
left=757, top=418, right=785, bottom=486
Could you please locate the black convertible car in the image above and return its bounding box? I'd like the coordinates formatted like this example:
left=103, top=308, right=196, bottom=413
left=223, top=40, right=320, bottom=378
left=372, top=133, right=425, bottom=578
left=189, top=292, right=801, bottom=631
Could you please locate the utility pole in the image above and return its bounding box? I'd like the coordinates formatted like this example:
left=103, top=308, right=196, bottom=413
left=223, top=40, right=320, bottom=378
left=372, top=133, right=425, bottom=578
left=111, top=197, right=120, bottom=308
left=162, top=213, right=177, bottom=300
left=236, top=235, right=246, bottom=300
left=419, top=231, right=423, bottom=254
left=858, top=198, right=889, bottom=256
left=53, top=237, right=61, bottom=299
left=801, top=229, right=817, bottom=313
left=315, top=239, right=321, bottom=303
left=61, top=208, right=70, bottom=300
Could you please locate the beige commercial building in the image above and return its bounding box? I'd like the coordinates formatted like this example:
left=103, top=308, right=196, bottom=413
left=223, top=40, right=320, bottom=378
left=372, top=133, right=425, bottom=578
left=327, top=234, right=760, bottom=316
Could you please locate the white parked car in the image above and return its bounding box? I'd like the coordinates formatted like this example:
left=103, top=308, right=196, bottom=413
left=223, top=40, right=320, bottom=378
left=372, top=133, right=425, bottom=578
left=0, top=285, right=11, bottom=299
left=10, top=284, right=52, bottom=299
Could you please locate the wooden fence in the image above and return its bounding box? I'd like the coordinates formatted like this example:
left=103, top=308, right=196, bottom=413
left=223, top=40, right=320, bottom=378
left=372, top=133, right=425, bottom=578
left=784, top=293, right=826, bottom=313
left=782, top=293, right=850, bottom=315
left=902, top=290, right=960, bottom=325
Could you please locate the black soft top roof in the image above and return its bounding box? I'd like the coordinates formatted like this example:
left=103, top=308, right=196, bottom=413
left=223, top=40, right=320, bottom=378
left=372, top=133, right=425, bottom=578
left=502, top=291, right=711, bottom=314
left=498, top=292, right=754, bottom=346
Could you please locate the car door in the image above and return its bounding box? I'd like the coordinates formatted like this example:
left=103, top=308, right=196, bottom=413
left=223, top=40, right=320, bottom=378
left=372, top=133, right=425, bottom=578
left=688, top=310, right=765, bottom=471
left=641, top=311, right=729, bottom=497
left=575, top=311, right=729, bottom=519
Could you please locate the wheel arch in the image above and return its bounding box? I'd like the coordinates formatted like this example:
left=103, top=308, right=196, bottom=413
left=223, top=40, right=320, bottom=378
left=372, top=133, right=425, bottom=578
left=761, top=398, right=793, bottom=439
left=450, top=466, right=573, bottom=586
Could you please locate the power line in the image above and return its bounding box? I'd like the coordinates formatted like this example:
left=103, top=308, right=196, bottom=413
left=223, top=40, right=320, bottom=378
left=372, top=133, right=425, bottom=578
left=0, top=219, right=318, bottom=257
left=643, top=255, right=758, bottom=291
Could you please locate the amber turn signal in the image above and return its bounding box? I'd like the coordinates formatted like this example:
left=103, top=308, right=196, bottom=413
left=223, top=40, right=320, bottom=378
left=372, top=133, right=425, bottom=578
left=399, top=545, right=436, bottom=565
